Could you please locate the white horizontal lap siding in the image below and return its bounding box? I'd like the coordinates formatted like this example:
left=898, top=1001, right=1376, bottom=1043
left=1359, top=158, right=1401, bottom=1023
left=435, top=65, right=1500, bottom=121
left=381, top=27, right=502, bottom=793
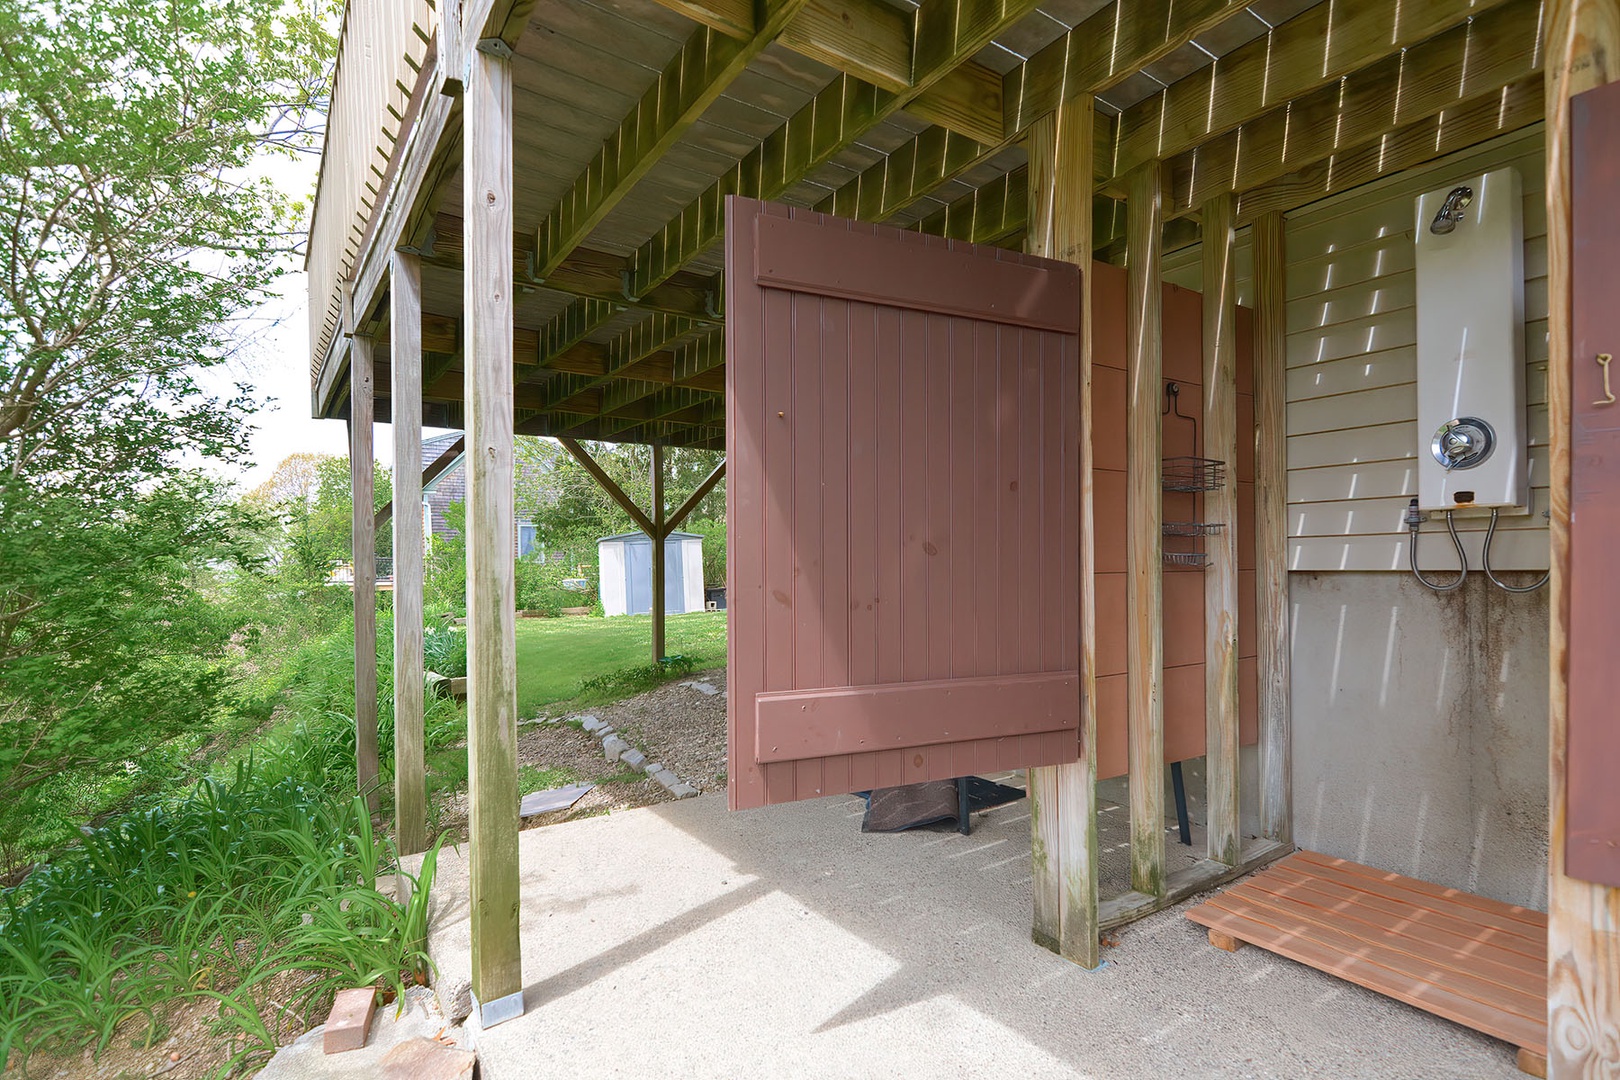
left=1282, top=128, right=1549, bottom=573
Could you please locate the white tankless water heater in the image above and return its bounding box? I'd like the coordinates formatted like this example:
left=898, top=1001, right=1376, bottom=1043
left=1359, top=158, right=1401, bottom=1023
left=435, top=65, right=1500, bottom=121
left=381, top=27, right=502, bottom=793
left=1413, top=167, right=1526, bottom=513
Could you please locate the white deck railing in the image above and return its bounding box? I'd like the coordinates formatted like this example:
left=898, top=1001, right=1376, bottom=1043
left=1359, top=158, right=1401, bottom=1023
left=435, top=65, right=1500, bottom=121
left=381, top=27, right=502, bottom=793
left=306, top=0, right=439, bottom=384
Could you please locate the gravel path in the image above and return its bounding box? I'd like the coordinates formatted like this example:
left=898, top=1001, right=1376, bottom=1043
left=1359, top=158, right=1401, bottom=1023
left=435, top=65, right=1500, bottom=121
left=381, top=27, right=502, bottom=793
left=581, top=667, right=727, bottom=793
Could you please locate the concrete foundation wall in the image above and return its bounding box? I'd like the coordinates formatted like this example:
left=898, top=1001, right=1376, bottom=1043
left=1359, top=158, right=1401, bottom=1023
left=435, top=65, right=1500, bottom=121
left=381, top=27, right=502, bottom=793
left=1288, top=571, right=1548, bottom=909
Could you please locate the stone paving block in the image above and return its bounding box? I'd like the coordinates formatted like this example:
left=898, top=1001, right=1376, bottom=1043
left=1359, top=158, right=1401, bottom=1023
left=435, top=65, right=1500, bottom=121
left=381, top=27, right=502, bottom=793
left=323, top=987, right=377, bottom=1054
left=602, top=735, right=630, bottom=762
left=620, top=748, right=647, bottom=770
left=379, top=1037, right=476, bottom=1080
left=670, top=782, right=699, bottom=799
left=519, top=783, right=593, bottom=818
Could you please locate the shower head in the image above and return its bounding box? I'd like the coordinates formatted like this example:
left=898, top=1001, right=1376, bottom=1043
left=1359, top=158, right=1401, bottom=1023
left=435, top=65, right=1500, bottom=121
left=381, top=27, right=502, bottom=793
left=1430, top=185, right=1474, bottom=234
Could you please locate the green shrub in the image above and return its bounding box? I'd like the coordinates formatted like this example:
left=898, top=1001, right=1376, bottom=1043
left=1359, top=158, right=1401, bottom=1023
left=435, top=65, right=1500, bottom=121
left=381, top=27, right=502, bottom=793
left=0, top=756, right=443, bottom=1074
left=423, top=624, right=468, bottom=679
left=515, top=555, right=596, bottom=617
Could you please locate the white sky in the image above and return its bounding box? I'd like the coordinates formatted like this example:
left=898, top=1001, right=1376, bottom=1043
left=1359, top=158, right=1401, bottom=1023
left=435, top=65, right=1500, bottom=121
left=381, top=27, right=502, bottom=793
left=204, top=141, right=443, bottom=493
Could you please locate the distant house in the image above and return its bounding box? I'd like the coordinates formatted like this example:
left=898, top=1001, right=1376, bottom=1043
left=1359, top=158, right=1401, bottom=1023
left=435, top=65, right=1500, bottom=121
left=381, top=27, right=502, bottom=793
left=419, top=432, right=552, bottom=559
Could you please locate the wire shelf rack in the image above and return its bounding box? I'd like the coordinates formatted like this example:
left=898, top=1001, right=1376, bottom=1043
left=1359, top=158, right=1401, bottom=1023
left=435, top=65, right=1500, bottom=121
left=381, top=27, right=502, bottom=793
left=1162, top=550, right=1212, bottom=568
left=1162, top=521, right=1225, bottom=537
left=1162, top=456, right=1227, bottom=492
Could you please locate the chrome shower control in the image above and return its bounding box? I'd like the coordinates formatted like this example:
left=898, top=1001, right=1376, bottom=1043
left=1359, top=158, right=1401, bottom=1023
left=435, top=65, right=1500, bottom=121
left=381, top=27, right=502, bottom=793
left=1431, top=416, right=1496, bottom=471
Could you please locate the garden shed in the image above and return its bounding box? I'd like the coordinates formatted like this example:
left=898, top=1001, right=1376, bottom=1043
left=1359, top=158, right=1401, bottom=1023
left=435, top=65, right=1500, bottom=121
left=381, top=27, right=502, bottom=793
left=597, top=530, right=705, bottom=617
left=304, top=0, right=1620, bottom=1073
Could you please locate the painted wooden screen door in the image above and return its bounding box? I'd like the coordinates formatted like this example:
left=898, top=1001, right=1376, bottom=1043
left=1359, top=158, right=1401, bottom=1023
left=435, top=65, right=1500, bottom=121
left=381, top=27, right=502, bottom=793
left=725, top=197, right=1084, bottom=811
left=1568, top=78, right=1620, bottom=888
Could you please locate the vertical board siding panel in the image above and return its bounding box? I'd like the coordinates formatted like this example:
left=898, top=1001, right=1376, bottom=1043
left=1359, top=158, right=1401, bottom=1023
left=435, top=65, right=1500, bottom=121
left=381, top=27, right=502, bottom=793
left=793, top=294, right=824, bottom=693
left=875, top=306, right=903, bottom=686
left=727, top=199, right=766, bottom=810
left=926, top=314, right=954, bottom=681
left=1019, top=327, right=1045, bottom=676
left=821, top=291, right=852, bottom=691
left=761, top=216, right=798, bottom=805
left=950, top=315, right=979, bottom=681
left=974, top=320, right=1001, bottom=680
left=900, top=307, right=930, bottom=682
left=999, top=323, right=1021, bottom=676
left=849, top=301, right=879, bottom=689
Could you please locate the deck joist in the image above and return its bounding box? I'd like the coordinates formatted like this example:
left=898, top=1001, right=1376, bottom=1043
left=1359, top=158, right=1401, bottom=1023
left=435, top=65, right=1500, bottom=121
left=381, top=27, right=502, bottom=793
left=1186, top=850, right=1548, bottom=1074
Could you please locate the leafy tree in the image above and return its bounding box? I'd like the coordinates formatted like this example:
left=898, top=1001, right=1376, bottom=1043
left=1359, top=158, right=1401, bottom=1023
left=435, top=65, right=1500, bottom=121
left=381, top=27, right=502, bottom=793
left=0, top=0, right=331, bottom=805
left=515, top=438, right=725, bottom=561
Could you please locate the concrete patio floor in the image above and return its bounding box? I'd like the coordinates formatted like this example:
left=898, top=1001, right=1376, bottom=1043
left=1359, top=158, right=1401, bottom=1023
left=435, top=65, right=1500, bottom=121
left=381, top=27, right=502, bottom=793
left=420, top=792, right=1527, bottom=1080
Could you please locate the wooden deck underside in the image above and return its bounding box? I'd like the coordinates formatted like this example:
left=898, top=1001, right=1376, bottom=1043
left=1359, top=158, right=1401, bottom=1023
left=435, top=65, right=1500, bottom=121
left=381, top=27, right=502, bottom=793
left=1186, top=851, right=1548, bottom=1066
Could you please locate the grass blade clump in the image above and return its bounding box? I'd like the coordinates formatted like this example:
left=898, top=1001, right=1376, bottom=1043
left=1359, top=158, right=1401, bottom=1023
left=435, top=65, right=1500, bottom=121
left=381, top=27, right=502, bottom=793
left=0, top=753, right=440, bottom=1075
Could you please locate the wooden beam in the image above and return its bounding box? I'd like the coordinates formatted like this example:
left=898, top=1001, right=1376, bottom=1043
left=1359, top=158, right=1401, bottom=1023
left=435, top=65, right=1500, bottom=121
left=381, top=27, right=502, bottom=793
left=557, top=437, right=657, bottom=536
left=1252, top=209, right=1289, bottom=847
left=464, top=38, right=522, bottom=1028
left=1125, top=161, right=1165, bottom=899
left=645, top=0, right=755, bottom=39
left=540, top=314, right=706, bottom=410
left=1024, top=97, right=1100, bottom=970
left=665, top=458, right=725, bottom=532
left=426, top=213, right=723, bottom=324
left=1108, top=0, right=1517, bottom=182
left=538, top=298, right=619, bottom=366
left=1201, top=193, right=1240, bottom=868
left=351, top=336, right=380, bottom=816
left=532, top=0, right=812, bottom=279
left=627, top=0, right=1049, bottom=297
left=909, top=61, right=1004, bottom=144
left=1005, top=0, right=1250, bottom=134
left=814, top=126, right=991, bottom=223
left=375, top=436, right=466, bottom=532
left=1166, top=0, right=1547, bottom=217
left=1546, top=2, right=1620, bottom=1076
left=651, top=442, right=667, bottom=662
left=1235, top=79, right=1546, bottom=226
left=391, top=251, right=427, bottom=858
left=781, top=0, right=912, bottom=92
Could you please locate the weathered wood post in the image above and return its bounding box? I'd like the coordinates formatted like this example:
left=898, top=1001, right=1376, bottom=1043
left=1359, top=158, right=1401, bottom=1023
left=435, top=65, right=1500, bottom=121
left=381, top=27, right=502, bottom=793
left=1125, top=161, right=1165, bottom=899
left=350, top=335, right=380, bottom=814
left=1201, top=193, right=1240, bottom=868
left=1025, top=97, right=1101, bottom=968
left=1252, top=211, right=1290, bottom=847
left=464, top=31, right=522, bottom=1028
left=1544, top=2, right=1620, bottom=1075
left=391, top=249, right=427, bottom=857
left=650, top=441, right=666, bottom=662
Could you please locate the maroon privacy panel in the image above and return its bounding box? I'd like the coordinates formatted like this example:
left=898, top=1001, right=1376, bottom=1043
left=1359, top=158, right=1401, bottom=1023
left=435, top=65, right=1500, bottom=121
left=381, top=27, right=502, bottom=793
left=1088, top=263, right=1259, bottom=782
left=1568, top=77, right=1620, bottom=888
left=725, top=197, right=1084, bottom=810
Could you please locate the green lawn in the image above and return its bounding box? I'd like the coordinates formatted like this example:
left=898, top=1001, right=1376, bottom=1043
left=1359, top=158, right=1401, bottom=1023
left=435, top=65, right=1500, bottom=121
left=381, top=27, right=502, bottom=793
left=513, top=610, right=727, bottom=718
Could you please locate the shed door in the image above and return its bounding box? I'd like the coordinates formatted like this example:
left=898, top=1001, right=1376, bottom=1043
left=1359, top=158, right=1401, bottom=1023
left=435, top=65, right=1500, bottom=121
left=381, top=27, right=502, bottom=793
left=1568, top=79, right=1620, bottom=887
left=725, top=197, right=1084, bottom=810
left=625, top=541, right=652, bottom=616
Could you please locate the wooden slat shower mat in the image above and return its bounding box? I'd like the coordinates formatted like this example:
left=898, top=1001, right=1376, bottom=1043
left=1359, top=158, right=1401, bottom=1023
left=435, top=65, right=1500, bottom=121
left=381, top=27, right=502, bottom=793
left=1186, top=850, right=1548, bottom=1073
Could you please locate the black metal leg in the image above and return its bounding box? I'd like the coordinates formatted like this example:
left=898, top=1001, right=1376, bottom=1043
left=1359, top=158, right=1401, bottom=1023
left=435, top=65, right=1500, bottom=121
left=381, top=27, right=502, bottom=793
left=957, top=777, right=971, bottom=835
left=1170, top=761, right=1192, bottom=846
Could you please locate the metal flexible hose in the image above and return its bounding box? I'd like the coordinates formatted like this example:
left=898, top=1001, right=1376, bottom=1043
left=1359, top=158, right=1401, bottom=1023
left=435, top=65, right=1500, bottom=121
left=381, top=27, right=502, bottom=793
left=1482, top=507, right=1550, bottom=593
left=1410, top=508, right=1468, bottom=592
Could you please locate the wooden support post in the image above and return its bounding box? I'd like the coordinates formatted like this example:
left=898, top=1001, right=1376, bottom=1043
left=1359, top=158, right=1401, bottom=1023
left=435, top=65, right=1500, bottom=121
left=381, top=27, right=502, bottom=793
left=650, top=442, right=667, bottom=662
left=391, top=250, right=427, bottom=857
left=350, top=336, right=380, bottom=815
left=1545, top=3, right=1620, bottom=1076
left=1024, top=99, right=1100, bottom=968
left=1126, top=161, right=1165, bottom=898
left=1201, top=193, right=1240, bottom=867
left=464, top=37, right=522, bottom=1029
left=1252, top=210, right=1291, bottom=846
